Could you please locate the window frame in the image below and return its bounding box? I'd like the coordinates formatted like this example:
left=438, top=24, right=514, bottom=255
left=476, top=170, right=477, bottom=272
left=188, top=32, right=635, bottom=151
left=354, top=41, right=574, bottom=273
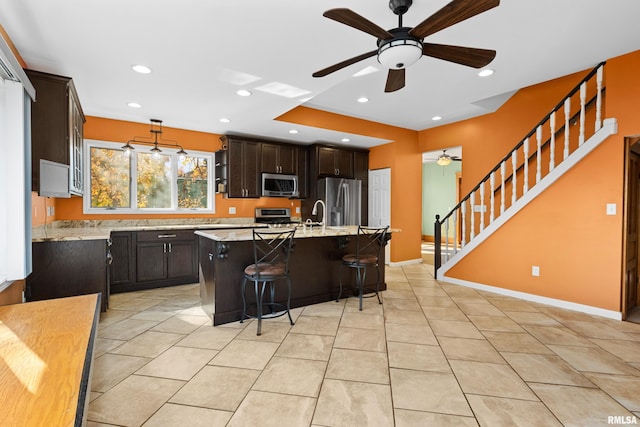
left=83, top=139, right=215, bottom=214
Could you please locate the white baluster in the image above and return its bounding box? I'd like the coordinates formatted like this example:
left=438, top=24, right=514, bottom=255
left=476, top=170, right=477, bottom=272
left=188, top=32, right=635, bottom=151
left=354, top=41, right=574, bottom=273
left=461, top=202, right=466, bottom=247
left=444, top=218, right=450, bottom=262
left=549, top=110, right=556, bottom=171
left=536, top=126, right=542, bottom=183
left=479, top=182, right=485, bottom=232
left=453, top=211, right=458, bottom=254
left=564, top=98, right=571, bottom=160
left=511, top=150, right=517, bottom=206
left=523, top=138, right=529, bottom=193
left=595, top=65, right=603, bottom=132
left=490, top=171, right=495, bottom=223
left=470, top=192, right=475, bottom=240
left=500, top=161, right=506, bottom=215
left=579, top=82, right=586, bottom=145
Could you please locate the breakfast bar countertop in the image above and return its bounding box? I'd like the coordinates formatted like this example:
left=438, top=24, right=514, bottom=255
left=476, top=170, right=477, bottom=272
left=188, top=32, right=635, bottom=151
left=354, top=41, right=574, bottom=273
left=195, top=225, right=364, bottom=242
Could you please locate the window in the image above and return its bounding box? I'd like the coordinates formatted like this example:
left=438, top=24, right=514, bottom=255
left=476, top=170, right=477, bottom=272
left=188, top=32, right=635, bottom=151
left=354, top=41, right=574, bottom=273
left=84, top=139, right=214, bottom=213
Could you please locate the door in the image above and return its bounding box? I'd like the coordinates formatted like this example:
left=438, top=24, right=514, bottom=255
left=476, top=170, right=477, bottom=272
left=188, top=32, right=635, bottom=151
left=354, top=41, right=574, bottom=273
left=623, top=138, right=640, bottom=318
left=369, top=168, right=391, bottom=263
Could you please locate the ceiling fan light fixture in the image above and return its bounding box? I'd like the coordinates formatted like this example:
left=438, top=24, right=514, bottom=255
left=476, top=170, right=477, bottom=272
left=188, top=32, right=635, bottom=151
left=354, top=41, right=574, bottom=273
left=478, top=68, right=494, bottom=77
left=437, top=155, right=452, bottom=166
left=377, top=38, right=423, bottom=70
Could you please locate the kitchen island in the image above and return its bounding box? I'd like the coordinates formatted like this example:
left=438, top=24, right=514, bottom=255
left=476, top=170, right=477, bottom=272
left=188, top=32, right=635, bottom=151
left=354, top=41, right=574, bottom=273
left=196, top=226, right=390, bottom=326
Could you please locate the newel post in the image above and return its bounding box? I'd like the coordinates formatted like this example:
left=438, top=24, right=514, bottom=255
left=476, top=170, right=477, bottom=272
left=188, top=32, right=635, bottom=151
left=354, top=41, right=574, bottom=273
left=434, top=215, right=441, bottom=279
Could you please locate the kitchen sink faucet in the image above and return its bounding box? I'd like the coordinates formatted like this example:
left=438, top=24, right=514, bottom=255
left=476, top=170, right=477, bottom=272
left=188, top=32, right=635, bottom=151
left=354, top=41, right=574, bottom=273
left=312, top=199, right=326, bottom=233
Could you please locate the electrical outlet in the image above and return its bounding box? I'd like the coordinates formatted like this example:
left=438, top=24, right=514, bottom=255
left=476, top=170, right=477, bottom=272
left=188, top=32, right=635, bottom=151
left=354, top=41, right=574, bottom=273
left=296, top=207, right=301, bottom=214
left=532, top=265, right=540, bottom=277
left=606, top=203, right=616, bottom=215
left=229, top=207, right=236, bottom=215
left=47, top=206, right=55, bottom=216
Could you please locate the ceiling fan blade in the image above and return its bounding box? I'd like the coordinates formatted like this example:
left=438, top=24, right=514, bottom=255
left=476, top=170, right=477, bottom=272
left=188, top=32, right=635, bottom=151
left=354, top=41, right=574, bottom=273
left=422, top=43, right=496, bottom=68
left=323, top=8, right=394, bottom=40
left=385, top=69, right=405, bottom=93
left=313, top=50, right=378, bottom=78
left=409, top=0, right=500, bottom=39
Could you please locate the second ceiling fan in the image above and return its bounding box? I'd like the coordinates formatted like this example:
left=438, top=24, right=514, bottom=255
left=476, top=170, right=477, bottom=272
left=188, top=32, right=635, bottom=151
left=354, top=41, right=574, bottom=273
left=313, top=0, right=500, bottom=92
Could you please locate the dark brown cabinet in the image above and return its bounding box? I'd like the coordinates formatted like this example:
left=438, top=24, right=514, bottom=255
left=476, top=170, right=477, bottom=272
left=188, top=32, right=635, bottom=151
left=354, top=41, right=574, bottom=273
left=225, top=137, right=261, bottom=198
left=109, top=229, right=199, bottom=293
left=296, top=147, right=310, bottom=199
left=135, top=230, right=198, bottom=284
left=27, top=239, right=109, bottom=312
left=316, top=146, right=354, bottom=178
left=109, top=232, right=135, bottom=291
left=354, top=150, right=369, bottom=225
left=261, top=143, right=296, bottom=174
left=26, top=69, right=85, bottom=195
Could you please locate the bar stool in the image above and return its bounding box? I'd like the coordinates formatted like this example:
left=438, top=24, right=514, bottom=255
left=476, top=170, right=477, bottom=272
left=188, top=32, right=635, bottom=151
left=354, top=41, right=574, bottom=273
left=241, top=228, right=296, bottom=335
left=337, top=226, right=389, bottom=311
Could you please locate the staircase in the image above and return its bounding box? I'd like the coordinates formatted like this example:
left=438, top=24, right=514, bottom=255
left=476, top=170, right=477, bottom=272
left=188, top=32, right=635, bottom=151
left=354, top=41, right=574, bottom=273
left=434, top=62, right=617, bottom=279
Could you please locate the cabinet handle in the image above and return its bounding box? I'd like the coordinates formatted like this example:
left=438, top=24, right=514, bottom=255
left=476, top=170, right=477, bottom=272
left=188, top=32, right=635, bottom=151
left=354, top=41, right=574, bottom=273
left=163, top=243, right=167, bottom=253
left=158, top=234, right=177, bottom=238
left=168, top=243, right=172, bottom=253
left=208, top=252, right=214, bottom=261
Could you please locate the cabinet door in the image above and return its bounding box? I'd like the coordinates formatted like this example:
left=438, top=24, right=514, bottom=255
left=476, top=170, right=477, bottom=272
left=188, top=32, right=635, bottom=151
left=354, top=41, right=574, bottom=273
left=297, top=147, right=309, bottom=199
left=335, top=149, right=354, bottom=178
left=136, top=242, right=167, bottom=282
left=317, top=146, right=337, bottom=176
left=69, top=90, right=84, bottom=195
left=227, top=140, right=244, bottom=197
left=167, top=240, right=198, bottom=279
left=278, top=145, right=297, bottom=174
left=110, top=232, right=135, bottom=287
left=353, top=151, right=369, bottom=183
left=243, top=141, right=261, bottom=198
left=261, top=143, right=279, bottom=173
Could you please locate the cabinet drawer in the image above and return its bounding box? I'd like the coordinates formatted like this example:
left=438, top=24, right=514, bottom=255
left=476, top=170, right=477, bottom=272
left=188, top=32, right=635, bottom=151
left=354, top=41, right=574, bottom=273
left=136, top=229, right=196, bottom=242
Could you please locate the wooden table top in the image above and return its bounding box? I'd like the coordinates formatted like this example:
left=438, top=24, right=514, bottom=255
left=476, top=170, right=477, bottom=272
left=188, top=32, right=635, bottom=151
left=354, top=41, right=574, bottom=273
left=0, top=294, right=100, bottom=427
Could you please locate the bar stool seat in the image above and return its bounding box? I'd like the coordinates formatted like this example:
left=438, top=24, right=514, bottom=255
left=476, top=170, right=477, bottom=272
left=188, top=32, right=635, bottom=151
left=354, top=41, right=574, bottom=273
left=241, top=228, right=296, bottom=335
left=337, top=226, right=389, bottom=311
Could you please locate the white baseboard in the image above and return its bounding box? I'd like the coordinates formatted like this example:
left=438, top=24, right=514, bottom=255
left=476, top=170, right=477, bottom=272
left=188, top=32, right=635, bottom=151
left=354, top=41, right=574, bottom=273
left=440, top=276, right=622, bottom=321
left=389, top=258, right=423, bottom=267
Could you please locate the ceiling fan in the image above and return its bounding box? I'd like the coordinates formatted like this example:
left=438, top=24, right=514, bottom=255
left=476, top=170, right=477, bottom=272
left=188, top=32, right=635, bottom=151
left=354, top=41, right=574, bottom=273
left=437, top=149, right=461, bottom=166
left=313, top=0, right=499, bottom=92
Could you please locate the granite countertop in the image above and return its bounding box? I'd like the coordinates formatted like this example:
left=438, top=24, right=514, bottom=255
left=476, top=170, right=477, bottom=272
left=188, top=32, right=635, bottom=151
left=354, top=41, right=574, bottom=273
left=195, top=225, right=398, bottom=242
left=32, top=218, right=270, bottom=242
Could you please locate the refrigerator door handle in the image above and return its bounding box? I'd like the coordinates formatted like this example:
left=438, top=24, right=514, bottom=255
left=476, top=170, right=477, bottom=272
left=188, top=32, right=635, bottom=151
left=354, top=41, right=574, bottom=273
left=344, top=184, right=350, bottom=227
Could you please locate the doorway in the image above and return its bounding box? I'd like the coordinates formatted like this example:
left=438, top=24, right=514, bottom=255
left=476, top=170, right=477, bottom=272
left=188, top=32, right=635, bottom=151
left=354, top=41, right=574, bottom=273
left=623, top=136, right=640, bottom=322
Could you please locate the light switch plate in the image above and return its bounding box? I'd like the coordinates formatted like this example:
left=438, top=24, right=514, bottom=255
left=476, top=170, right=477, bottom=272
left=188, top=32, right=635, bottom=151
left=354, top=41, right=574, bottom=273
left=606, top=203, right=616, bottom=215
left=229, top=207, right=236, bottom=214
left=532, top=266, right=540, bottom=277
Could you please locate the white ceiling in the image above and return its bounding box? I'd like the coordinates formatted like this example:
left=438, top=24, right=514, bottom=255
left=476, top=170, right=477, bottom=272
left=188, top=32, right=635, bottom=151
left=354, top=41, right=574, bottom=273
left=2, top=0, right=640, bottom=149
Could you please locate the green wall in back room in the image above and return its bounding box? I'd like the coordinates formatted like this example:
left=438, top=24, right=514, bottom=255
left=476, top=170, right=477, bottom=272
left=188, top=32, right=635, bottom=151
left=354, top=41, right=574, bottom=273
left=422, top=161, right=461, bottom=237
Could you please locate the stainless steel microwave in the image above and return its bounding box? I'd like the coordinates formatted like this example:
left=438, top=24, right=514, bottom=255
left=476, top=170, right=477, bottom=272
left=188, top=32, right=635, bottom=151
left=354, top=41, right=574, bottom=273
left=262, top=173, right=299, bottom=197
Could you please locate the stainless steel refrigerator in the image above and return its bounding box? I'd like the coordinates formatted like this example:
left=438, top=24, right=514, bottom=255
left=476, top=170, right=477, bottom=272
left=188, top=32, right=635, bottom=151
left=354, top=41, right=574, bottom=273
left=318, top=177, right=362, bottom=226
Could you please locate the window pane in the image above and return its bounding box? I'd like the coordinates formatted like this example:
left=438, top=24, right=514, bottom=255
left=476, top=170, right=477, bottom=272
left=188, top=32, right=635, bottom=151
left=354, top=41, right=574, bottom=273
left=137, top=152, right=172, bottom=208
left=90, top=147, right=131, bottom=208
left=178, top=156, right=209, bottom=209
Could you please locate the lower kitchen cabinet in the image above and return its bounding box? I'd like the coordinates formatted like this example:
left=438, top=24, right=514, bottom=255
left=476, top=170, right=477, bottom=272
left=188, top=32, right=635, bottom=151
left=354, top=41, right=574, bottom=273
left=110, top=229, right=199, bottom=293
left=27, top=239, right=110, bottom=312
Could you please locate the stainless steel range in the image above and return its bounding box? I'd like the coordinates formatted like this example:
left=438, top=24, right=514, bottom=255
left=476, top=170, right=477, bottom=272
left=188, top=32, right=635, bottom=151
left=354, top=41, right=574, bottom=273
left=254, top=208, right=293, bottom=225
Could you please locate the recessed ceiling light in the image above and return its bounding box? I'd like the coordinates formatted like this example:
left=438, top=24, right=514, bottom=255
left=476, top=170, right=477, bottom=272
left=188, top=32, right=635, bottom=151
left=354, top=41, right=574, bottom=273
left=219, top=118, right=230, bottom=123
left=432, top=116, right=442, bottom=121
left=357, top=97, right=369, bottom=103
left=132, top=65, right=151, bottom=74
left=478, top=69, right=494, bottom=77
left=289, top=129, right=298, bottom=134
left=236, top=89, right=252, bottom=97
left=127, top=102, right=142, bottom=109
left=341, top=138, right=350, bottom=142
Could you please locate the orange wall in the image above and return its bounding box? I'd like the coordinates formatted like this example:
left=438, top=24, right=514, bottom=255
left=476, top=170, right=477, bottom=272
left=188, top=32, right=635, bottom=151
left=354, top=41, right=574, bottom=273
left=281, top=106, right=423, bottom=263
left=418, top=70, right=590, bottom=196
left=31, top=192, right=56, bottom=227
left=55, top=117, right=302, bottom=220
left=440, top=50, right=640, bottom=312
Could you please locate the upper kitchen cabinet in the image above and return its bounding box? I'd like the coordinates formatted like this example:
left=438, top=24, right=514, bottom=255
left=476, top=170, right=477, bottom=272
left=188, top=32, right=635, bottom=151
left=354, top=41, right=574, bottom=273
left=261, top=143, right=296, bottom=174
left=315, top=145, right=354, bottom=178
left=222, top=136, right=261, bottom=198
left=26, top=69, right=85, bottom=195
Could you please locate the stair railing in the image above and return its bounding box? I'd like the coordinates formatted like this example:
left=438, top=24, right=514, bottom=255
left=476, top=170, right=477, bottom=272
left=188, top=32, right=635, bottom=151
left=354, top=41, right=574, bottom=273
left=434, top=62, right=606, bottom=277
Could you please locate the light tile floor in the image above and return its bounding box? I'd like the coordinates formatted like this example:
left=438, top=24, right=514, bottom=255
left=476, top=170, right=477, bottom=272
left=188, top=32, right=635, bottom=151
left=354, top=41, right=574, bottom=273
left=87, top=262, right=640, bottom=427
